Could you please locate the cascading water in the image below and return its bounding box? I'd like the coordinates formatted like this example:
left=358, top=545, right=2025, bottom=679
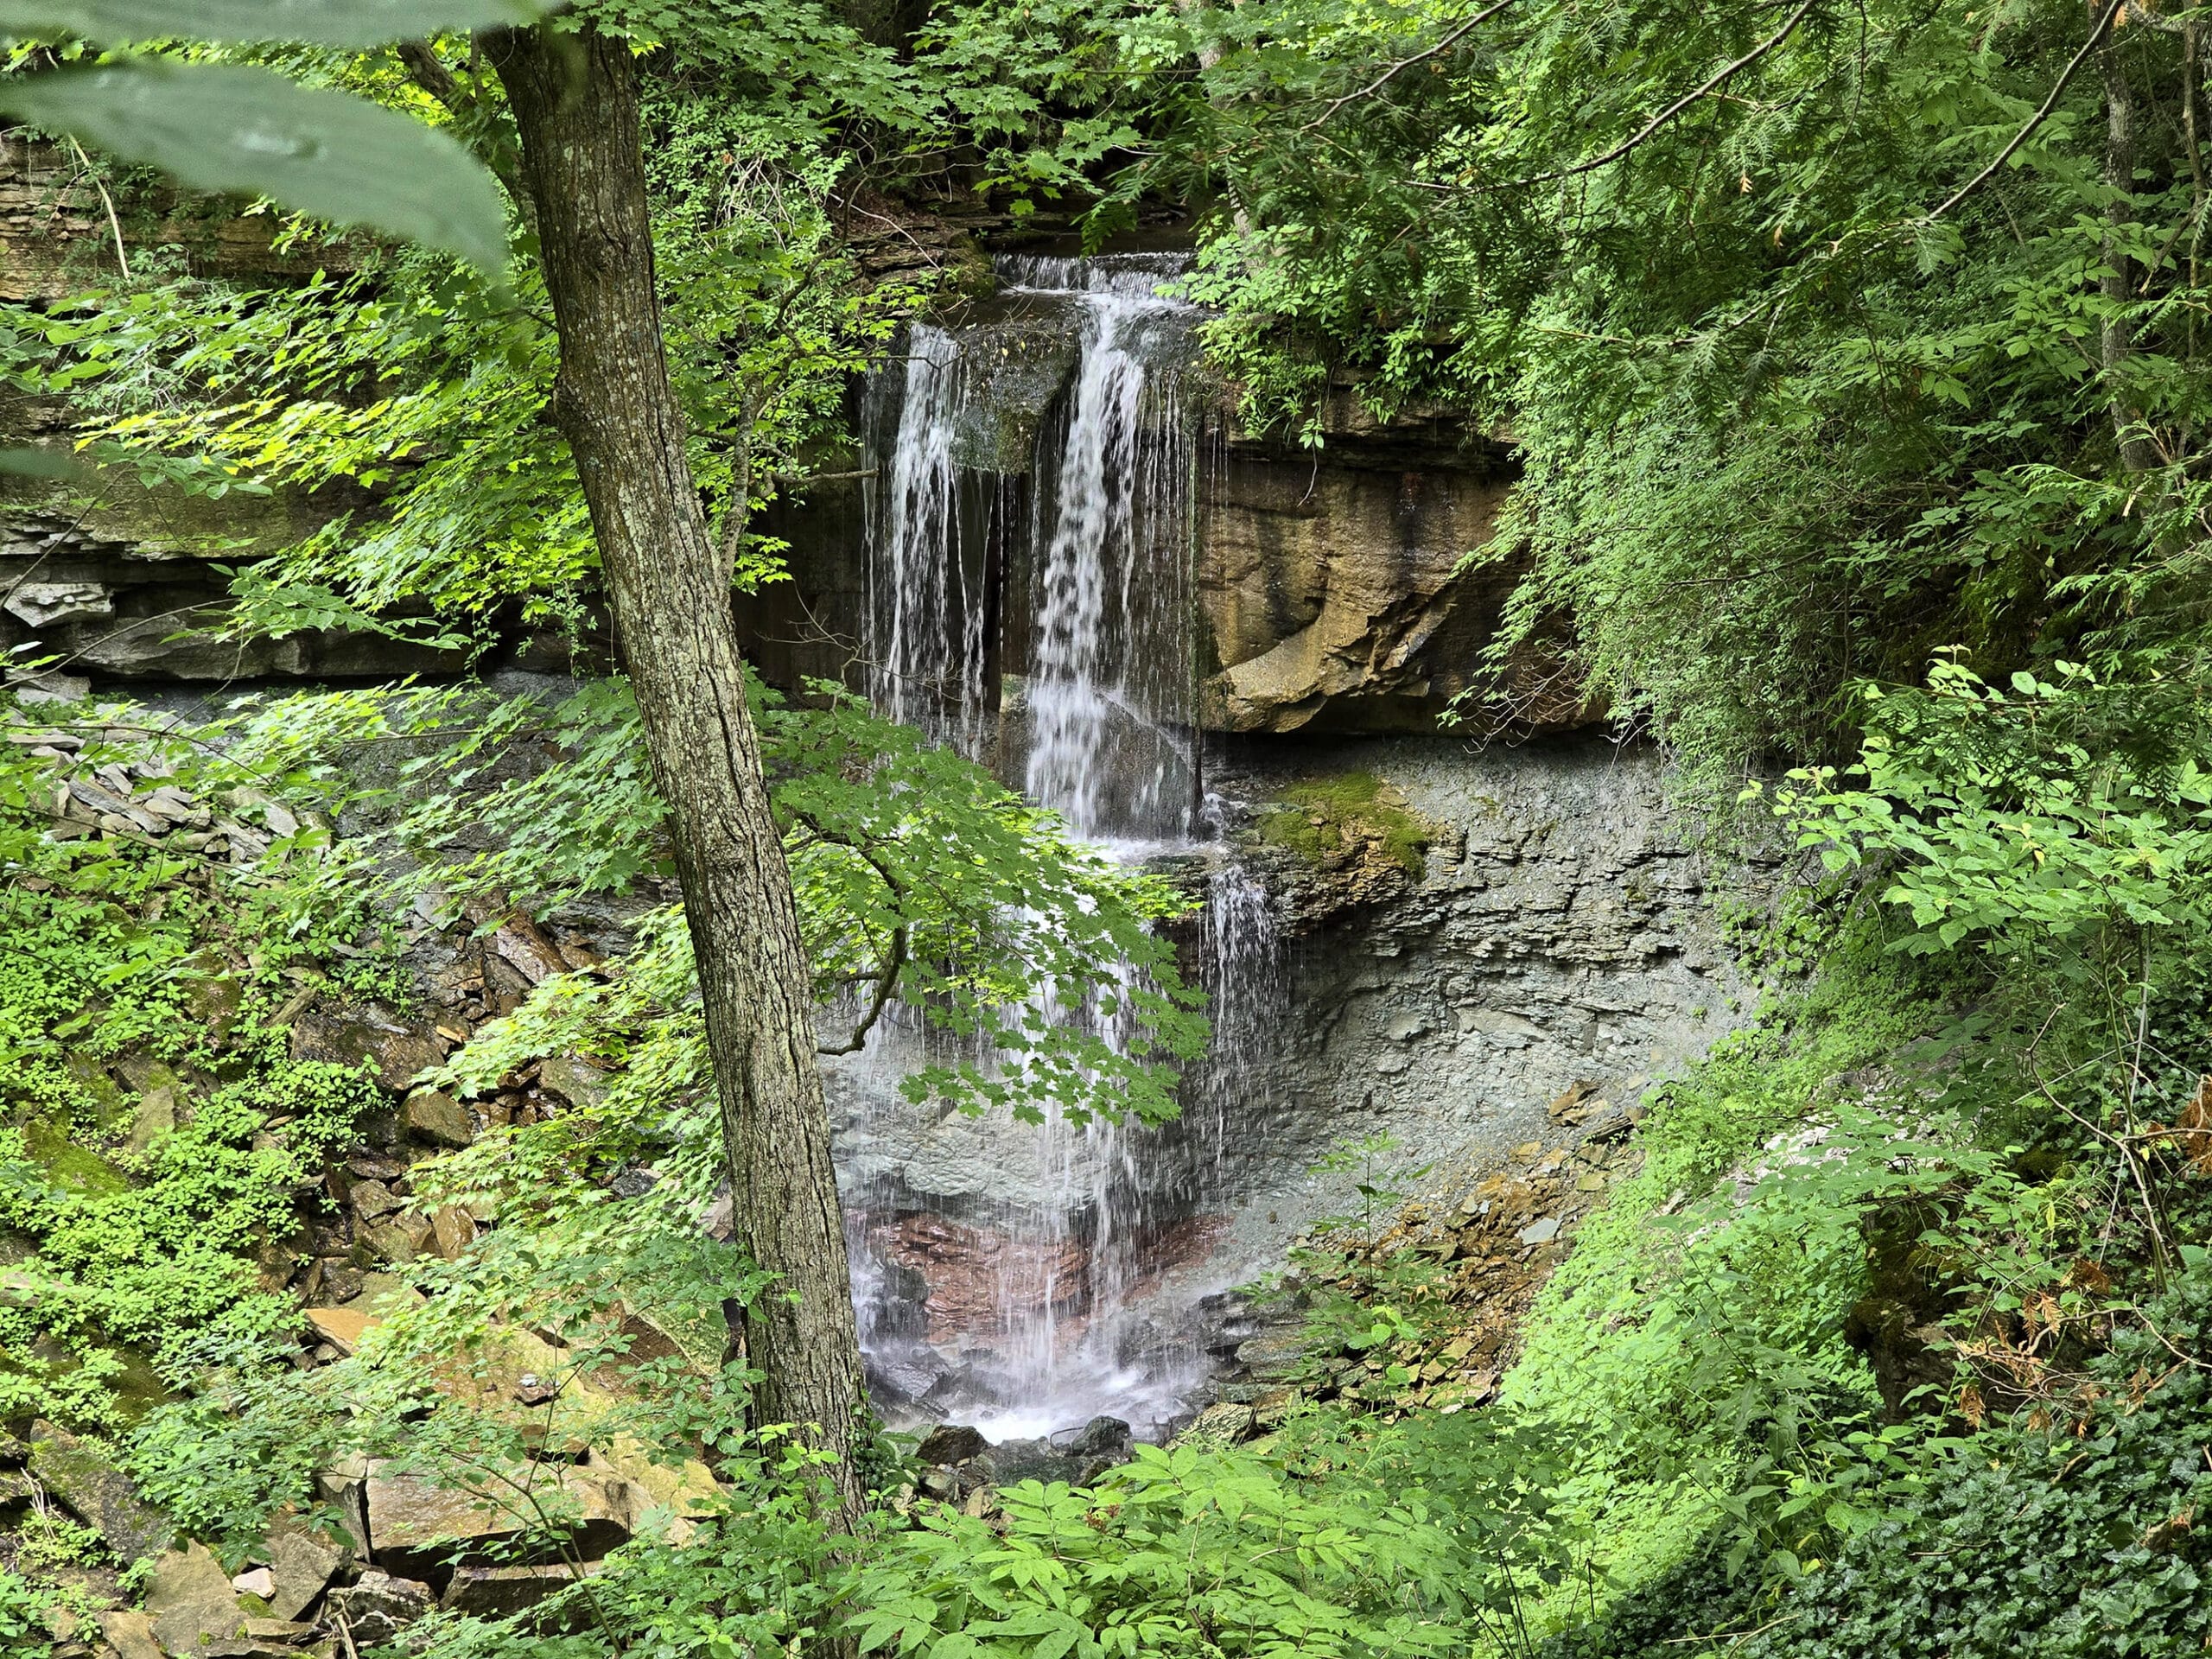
left=842, top=253, right=1281, bottom=1438
left=1009, top=257, right=1198, bottom=844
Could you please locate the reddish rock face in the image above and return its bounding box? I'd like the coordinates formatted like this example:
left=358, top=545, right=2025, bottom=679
left=1131, top=1213, right=1232, bottom=1277
left=869, top=1216, right=1091, bottom=1339
left=864, top=1211, right=1237, bottom=1347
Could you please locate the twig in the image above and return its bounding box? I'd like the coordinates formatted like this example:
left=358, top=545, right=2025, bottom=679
left=794, top=811, right=912, bottom=1056
left=2033, top=1070, right=2171, bottom=1274
left=64, top=136, right=128, bottom=281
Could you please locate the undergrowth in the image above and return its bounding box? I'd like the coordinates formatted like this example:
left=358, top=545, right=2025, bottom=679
left=0, top=696, right=390, bottom=1441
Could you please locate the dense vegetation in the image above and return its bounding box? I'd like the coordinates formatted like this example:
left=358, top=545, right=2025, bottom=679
left=3, top=0, right=2210, bottom=1656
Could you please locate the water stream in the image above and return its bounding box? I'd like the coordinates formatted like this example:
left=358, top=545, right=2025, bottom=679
left=842, top=254, right=1283, bottom=1438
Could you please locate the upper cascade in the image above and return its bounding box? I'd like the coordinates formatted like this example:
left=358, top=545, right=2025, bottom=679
left=995, top=251, right=1195, bottom=301
left=862, top=250, right=1205, bottom=844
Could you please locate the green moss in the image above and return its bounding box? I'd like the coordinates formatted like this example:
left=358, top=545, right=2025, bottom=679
left=1254, top=771, right=1429, bottom=874
left=22, top=1121, right=129, bottom=1197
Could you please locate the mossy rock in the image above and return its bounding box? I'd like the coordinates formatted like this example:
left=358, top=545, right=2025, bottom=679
left=61, top=1054, right=130, bottom=1131
left=1253, top=772, right=1429, bottom=875
left=22, top=1118, right=130, bottom=1196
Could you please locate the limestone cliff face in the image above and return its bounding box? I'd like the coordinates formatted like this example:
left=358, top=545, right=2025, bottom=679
left=1, top=137, right=356, bottom=303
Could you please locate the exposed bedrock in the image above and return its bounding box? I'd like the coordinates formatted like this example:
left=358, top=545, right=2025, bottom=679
left=830, top=733, right=1764, bottom=1302
left=1198, top=412, right=1522, bottom=735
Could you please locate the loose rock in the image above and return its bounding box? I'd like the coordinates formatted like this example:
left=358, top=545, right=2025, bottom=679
left=145, top=1543, right=245, bottom=1655
left=28, top=1421, right=177, bottom=1563
left=327, top=1571, right=434, bottom=1647
left=915, top=1422, right=987, bottom=1467
left=402, top=1088, right=474, bottom=1148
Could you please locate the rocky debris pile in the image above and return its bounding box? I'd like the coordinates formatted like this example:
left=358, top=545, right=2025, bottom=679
left=11, top=1308, right=725, bottom=1658
left=901, top=1416, right=1137, bottom=1517
left=1192, top=1085, right=1648, bottom=1444
left=6, top=712, right=323, bottom=864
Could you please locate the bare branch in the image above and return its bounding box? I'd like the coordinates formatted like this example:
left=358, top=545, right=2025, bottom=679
left=1464, top=0, right=1818, bottom=193
left=1304, top=0, right=1521, bottom=131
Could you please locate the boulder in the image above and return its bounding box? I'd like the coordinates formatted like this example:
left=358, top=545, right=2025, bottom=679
left=1176, top=1402, right=1257, bottom=1449
left=442, top=1563, right=594, bottom=1624
left=1232, top=1327, right=1307, bottom=1382
left=227, top=1567, right=273, bottom=1600
left=314, top=1459, right=372, bottom=1558
left=365, top=1212, right=435, bottom=1264
left=583, top=1434, right=721, bottom=1541
left=4, top=580, right=112, bottom=627
left=179, top=955, right=245, bottom=1042
left=262, top=1516, right=347, bottom=1622
left=429, top=1205, right=477, bottom=1260
left=1065, top=1416, right=1133, bottom=1465
left=535, top=1054, right=610, bottom=1110
left=303, top=1307, right=378, bottom=1357
left=915, top=1422, right=988, bottom=1467
left=96, top=1611, right=164, bottom=1659
left=402, top=1089, right=474, bottom=1148
left=327, top=1571, right=434, bottom=1647
left=126, top=1086, right=176, bottom=1152
left=27, top=1421, right=176, bottom=1563
left=290, top=1007, right=443, bottom=1094
left=976, top=1438, right=1073, bottom=1487
left=348, top=1179, right=400, bottom=1221
left=364, top=1465, right=629, bottom=1581
left=145, top=1543, right=245, bottom=1655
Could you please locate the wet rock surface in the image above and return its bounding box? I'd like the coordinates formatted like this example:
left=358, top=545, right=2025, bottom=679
left=906, top=1414, right=1141, bottom=1513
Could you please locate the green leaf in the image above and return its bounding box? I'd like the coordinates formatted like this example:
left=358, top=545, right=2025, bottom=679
left=0, top=61, right=510, bottom=276
left=0, top=0, right=544, bottom=46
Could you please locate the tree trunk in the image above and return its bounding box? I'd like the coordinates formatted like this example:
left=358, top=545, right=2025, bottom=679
left=485, top=23, right=866, bottom=1523
left=2101, top=10, right=2156, bottom=474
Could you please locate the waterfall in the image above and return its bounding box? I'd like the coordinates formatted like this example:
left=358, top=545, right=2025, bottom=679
left=862, top=322, right=995, bottom=757
left=844, top=253, right=1281, bottom=1439
left=1021, top=281, right=1197, bottom=842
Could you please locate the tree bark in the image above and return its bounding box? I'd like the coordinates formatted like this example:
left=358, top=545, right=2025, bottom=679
left=485, top=22, right=866, bottom=1523
left=2101, top=9, right=2157, bottom=473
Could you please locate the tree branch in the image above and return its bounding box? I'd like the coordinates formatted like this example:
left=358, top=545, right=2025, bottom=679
left=790, top=810, right=912, bottom=1056
left=1465, top=0, right=1818, bottom=192
left=1919, top=0, right=2126, bottom=224
left=1304, top=0, right=1521, bottom=131
left=400, top=37, right=531, bottom=221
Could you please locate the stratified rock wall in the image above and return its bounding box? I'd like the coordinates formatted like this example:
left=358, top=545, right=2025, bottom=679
left=1205, top=735, right=1756, bottom=1254
left=831, top=734, right=1761, bottom=1289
